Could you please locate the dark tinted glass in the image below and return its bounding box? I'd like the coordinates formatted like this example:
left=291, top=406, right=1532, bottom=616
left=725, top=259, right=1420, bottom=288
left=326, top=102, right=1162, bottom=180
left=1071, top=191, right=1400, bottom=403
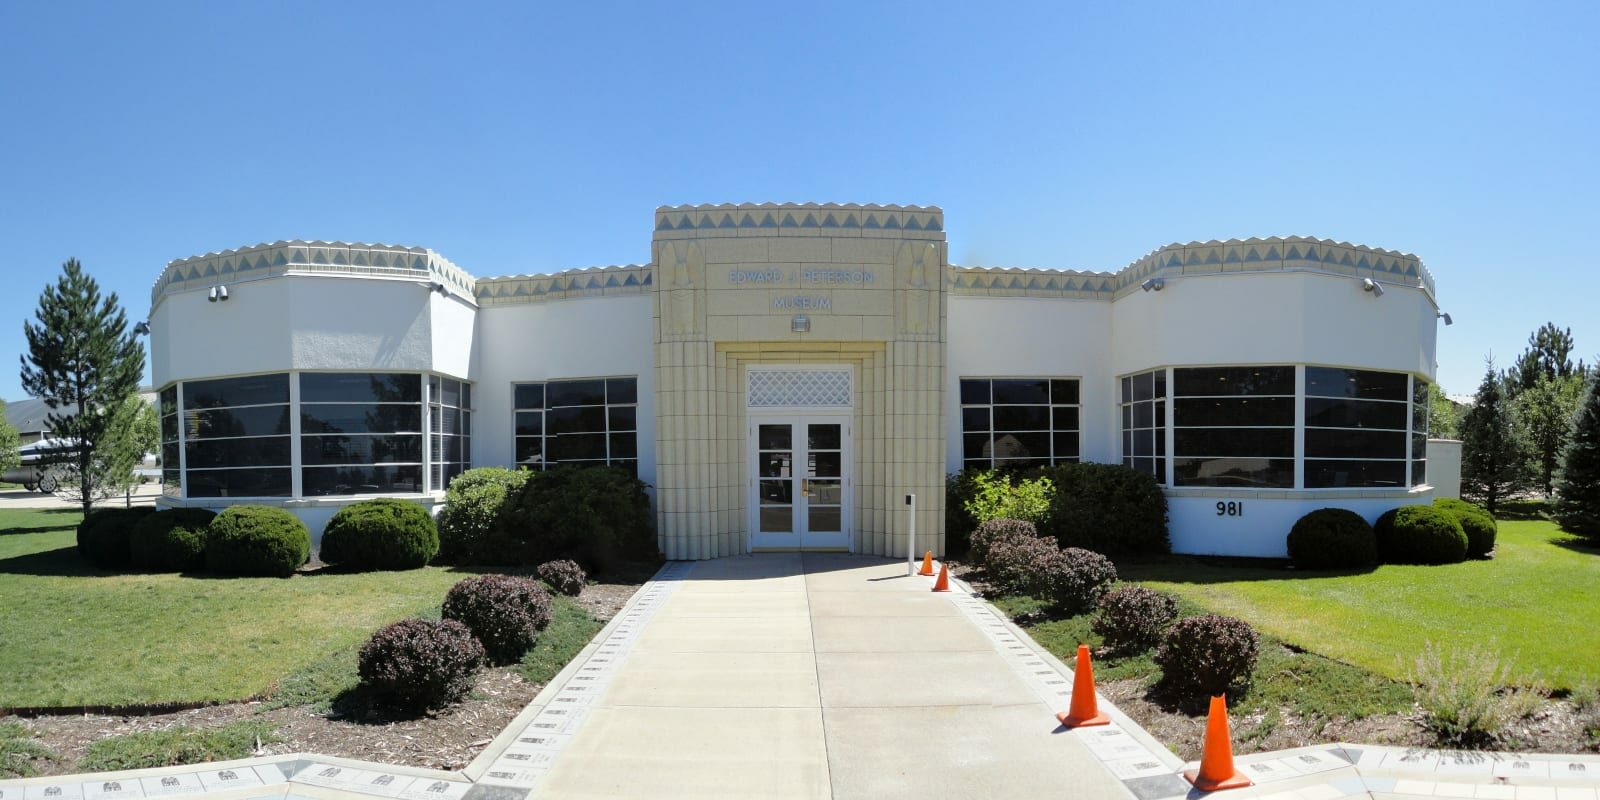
left=959, top=380, right=990, bottom=405
left=186, top=468, right=292, bottom=497
left=1413, top=459, right=1428, bottom=486
left=186, top=406, right=292, bottom=439
left=607, top=378, right=638, bottom=405
left=161, top=414, right=179, bottom=442
left=1304, top=460, right=1407, bottom=488
left=608, top=406, right=637, bottom=432
left=1174, top=397, right=1295, bottom=427
left=1134, top=430, right=1155, bottom=457
left=1154, top=370, right=1167, bottom=398
left=759, top=425, right=791, bottom=450
left=1305, top=429, right=1405, bottom=459
left=1133, top=401, right=1154, bottom=428
left=183, top=374, right=289, bottom=409
left=302, top=465, right=424, bottom=496
left=1052, top=406, right=1079, bottom=431
left=1132, top=372, right=1154, bottom=402
left=1413, top=400, right=1429, bottom=432
left=962, top=407, right=991, bottom=431
left=994, top=405, right=1050, bottom=431
left=515, top=411, right=543, bottom=437
left=992, top=379, right=1049, bottom=405
left=963, top=434, right=992, bottom=459
left=808, top=424, right=841, bottom=450
left=1173, top=366, right=1294, bottom=397
left=159, top=387, right=177, bottom=416
left=609, top=433, right=637, bottom=459
left=160, top=443, right=179, bottom=468
left=514, top=437, right=543, bottom=466
left=547, top=379, right=606, bottom=407
left=437, top=379, right=462, bottom=407
left=301, top=404, right=421, bottom=434
left=1413, top=380, right=1428, bottom=404
left=461, top=384, right=472, bottom=409
left=1120, top=376, right=1133, bottom=403
left=184, top=436, right=291, bottom=469
left=1304, top=398, right=1408, bottom=430
left=550, top=433, right=608, bottom=461
left=808, top=452, right=842, bottom=478
left=992, top=432, right=1049, bottom=460
left=1051, top=379, right=1080, bottom=405
left=547, top=405, right=607, bottom=435
left=300, top=372, right=420, bottom=403
left=1304, top=367, right=1408, bottom=401
left=1412, top=433, right=1428, bottom=459
left=1173, top=458, right=1293, bottom=488
left=430, top=405, right=461, bottom=435
left=513, top=384, right=544, bottom=410
left=1054, top=432, right=1080, bottom=459
left=301, top=434, right=422, bottom=465
left=1175, top=428, right=1294, bottom=458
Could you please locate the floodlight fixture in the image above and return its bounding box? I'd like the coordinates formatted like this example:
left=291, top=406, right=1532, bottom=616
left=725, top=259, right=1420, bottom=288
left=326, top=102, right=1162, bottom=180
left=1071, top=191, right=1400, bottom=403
left=1437, top=311, right=1453, bottom=326
left=1361, top=278, right=1384, bottom=297
left=1140, top=277, right=1165, bottom=293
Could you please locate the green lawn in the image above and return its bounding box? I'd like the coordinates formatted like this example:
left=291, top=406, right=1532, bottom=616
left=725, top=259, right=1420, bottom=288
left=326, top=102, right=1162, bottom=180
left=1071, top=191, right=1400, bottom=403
left=0, top=508, right=498, bottom=709
left=1123, top=512, right=1600, bottom=689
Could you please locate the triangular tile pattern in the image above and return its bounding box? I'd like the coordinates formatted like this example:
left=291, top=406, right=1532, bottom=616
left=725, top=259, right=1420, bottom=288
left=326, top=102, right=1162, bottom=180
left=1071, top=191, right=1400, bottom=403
left=473, top=265, right=654, bottom=306
left=152, top=242, right=479, bottom=306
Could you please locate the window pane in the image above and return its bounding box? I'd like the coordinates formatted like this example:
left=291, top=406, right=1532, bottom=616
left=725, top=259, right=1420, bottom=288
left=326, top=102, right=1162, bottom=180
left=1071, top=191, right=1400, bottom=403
left=1412, top=400, right=1429, bottom=433
left=959, top=379, right=990, bottom=405
left=1120, top=376, right=1133, bottom=403
left=1175, top=428, right=1295, bottom=458
left=992, top=379, right=1049, bottom=405
left=992, top=432, right=1049, bottom=460
left=1412, top=433, right=1428, bottom=459
left=460, top=383, right=472, bottom=409
left=161, top=414, right=179, bottom=442
left=1173, top=366, right=1294, bottom=397
left=301, top=434, right=422, bottom=465
left=1173, top=458, right=1294, bottom=488
left=515, top=411, right=543, bottom=437
left=1304, top=367, right=1408, bottom=401
left=301, top=404, right=421, bottom=434
left=1413, top=459, right=1428, bottom=486
left=807, top=424, right=841, bottom=450
left=1133, top=401, right=1154, bottom=429
left=1134, top=430, right=1155, bottom=457
left=184, top=436, right=291, bottom=469
left=1305, top=429, right=1406, bottom=459
left=439, top=379, right=462, bottom=407
left=1304, top=398, right=1408, bottom=430
left=515, top=437, right=544, bottom=467
left=994, top=405, right=1050, bottom=431
left=550, top=433, right=608, bottom=461
left=1304, top=459, right=1407, bottom=488
left=1050, top=379, right=1080, bottom=405
left=1054, top=432, right=1079, bottom=459
left=610, top=432, right=637, bottom=459
left=606, top=378, right=638, bottom=405
left=186, top=467, right=292, bottom=497
left=759, top=425, right=792, bottom=450
left=1121, top=404, right=1133, bottom=429
left=547, top=379, right=606, bottom=408
left=1133, top=372, right=1154, bottom=402
left=159, top=387, right=177, bottom=416
left=1052, top=406, right=1079, bottom=431
left=300, top=372, right=420, bottom=403
left=963, top=433, right=992, bottom=460
left=548, top=405, right=607, bottom=435
left=608, top=406, right=637, bottom=432
left=302, top=465, right=424, bottom=496
left=961, top=407, right=991, bottom=432
left=185, top=406, right=292, bottom=439
left=1174, top=397, right=1295, bottom=427
left=513, top=383, right=544, bottom=410
left=183, top=374, right=289, bottom=409
left=160, top=443, right=180, bottom=468
left=809, top=506, right=841, bottom=532
left=808, top=452, right=842, bottom=478
left=1154, top=370, right=1167, bottom=399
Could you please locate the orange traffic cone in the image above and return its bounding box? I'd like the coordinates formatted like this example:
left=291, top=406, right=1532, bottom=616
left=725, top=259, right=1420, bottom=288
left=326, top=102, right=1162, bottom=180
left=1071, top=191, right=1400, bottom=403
left=1055, top=644, right=1111, bottom=728
left=917, top=551, right=936, bottom=576
left=931, top=563, right=950, bottom=592
left=1184, top=695, right=1253, bottom=791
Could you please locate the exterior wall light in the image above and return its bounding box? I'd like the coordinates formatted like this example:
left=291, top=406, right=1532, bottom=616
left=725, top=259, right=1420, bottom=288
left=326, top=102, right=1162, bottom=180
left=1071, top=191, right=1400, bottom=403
left=791, top=315, right=810, bottom=333
left=133, top=321, right=150, bottom=335
left=1140, top=277, right=1164, bottom=292
left=1437, top=311, right=1453, bottom=326
left=1361, top=278, right=1384, bottom=297
left=208, top=285, right=229, bottom=302
left=418, top=281, right=449, bottom=295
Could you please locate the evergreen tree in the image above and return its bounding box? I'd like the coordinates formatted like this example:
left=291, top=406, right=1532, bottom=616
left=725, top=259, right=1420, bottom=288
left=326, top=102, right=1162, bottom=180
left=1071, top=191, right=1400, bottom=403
left=1512, top=373, right=1586, bottom=496
left=1428, top=383, right=1461, bottom=440
left=19, top=259, right=146, bottom=516
left=0, top=399, right=20, bottom=475
left=1460, top=360, right=1530, bottom=515
left=1554, top=369, right=1600, bottom=540
left=1509, top=322, right=1581, bottom=393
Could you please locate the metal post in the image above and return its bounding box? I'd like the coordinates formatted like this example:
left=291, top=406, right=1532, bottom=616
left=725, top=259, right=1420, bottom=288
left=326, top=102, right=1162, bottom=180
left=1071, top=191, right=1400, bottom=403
left=905, top=493, right=917, bottom=575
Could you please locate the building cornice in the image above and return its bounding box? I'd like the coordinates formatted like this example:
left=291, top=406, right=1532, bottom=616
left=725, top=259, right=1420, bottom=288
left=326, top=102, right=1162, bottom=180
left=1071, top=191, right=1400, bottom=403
left=651, top=203, right=945, bottom=240
left=150, top=241, right=476, bottom=308
left=473, top=264, right=654, bottom=306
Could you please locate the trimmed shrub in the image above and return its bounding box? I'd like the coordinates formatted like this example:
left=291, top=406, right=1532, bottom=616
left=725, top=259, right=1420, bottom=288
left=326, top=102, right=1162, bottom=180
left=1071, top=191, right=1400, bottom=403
left=1038, top=547, right=1118, bottom=613
left=1035, top=463, right=1169, bottom=556
left=319, top=499, right=439, bottom=570
left=357, top=617, right=484, bottom=709
left=968, top=518, right=1039, bottom=565
left=1375, top=505, right=1468, bottom=565
left=437, top=467, right=530, bottom=563
left=442, top=574, right=553, bottom=663
left=945, top=469, right=983, bottom=557
left=984, top=534, right=1059, bottom=594
left=1434, top=498, right=1498, bottom=558
left=1155, top=614, right=1260, bottom=700
left=129, top=508, right=216, bottom=572
left=1092, top=586, right=1179, bottom=653
left=204, top=505, right=311, bottom=577
left=498, top=465, right=654, bottom=570
left=1286, top=508, right=1377, bottom=569
left=77, top=507, right=158, bottom=569
left=537, top=559, right=587, bottom=597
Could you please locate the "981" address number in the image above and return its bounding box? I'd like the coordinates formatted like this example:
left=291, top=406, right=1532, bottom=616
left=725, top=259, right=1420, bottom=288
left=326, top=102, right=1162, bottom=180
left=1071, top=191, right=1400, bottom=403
left=1215, top=501, right=1244, bottom=517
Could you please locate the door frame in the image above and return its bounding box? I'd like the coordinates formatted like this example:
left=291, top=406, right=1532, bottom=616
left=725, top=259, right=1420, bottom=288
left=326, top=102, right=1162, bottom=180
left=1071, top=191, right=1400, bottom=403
left=745, top=410, right=854, bottom=553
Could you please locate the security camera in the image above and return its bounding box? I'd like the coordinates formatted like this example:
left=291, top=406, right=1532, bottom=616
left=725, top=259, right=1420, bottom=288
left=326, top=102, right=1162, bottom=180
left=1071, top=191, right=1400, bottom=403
left=1361, top=278, right=1384, bottom=297
left=1140, top=277, right=1165, bottom=293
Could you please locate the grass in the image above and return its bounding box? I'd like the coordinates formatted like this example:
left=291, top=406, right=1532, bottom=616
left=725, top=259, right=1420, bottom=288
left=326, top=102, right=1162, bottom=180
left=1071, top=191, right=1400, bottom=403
left=78, top=721, right=280, bottom=772
left=0, top=721, right=58, bottom=778
left=1122, top=511, right=1600, bottom=689
left=0, top=508, right=491, bottom=708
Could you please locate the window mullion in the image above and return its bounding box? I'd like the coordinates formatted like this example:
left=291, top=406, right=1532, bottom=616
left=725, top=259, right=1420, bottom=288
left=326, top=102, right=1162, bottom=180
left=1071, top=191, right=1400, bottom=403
left=289, top=371, right=302, bottom=499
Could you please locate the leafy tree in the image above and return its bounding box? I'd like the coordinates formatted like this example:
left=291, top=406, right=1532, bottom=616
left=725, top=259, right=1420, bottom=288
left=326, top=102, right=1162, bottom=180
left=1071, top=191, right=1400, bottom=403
left=1428, top=384, right=1461, bottom=440
left=0, top=399, right=20, bottom=476
left=1512, top=373, right=1586, bottom=496
left=19, top=259, right=146, bottom=516
left=1554, top=369, right=1600, bottom=540
left=1509, top=322, right=1583, bottom=394
left=1460, top=360, right=1530, bottom=515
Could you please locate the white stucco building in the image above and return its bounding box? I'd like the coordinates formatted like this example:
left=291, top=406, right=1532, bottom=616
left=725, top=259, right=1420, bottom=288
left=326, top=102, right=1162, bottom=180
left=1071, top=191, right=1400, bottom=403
left=147, top=203, right=1453, bottom=558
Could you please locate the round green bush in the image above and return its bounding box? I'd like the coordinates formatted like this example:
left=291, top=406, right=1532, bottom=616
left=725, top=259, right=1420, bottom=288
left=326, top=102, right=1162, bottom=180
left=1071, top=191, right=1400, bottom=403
left=358, top=617, right=484, bottom=709
left=1154, top=614, right=1260, bottom=700
left=1434, top=498, right=1497, bottom=558
left=498, top=466, right=654, bottom=570
left=1039, top=547, right=1118, bottom=613
left=1374, top=505, right=1468, bottom=565
left=442, top=574, right=553, bottom=663
left=1286, top=508, right=1377, bottom=569
left=77, top=507, right=158, bottom=569
left=437, top=467, right=530, bottom=563
left=1035, top=463, right=1170, bottom=556
left=319, top=499, right=439, bottom=570
left=129, top=508, right=217, bottom=571
left=984, top=534, right=1058, bottom=594
left=1092, top=586, right=1179, bottom=653
left=968, top=518, right=1038, bottom=565
left=204, top=505, right=311, bottom=577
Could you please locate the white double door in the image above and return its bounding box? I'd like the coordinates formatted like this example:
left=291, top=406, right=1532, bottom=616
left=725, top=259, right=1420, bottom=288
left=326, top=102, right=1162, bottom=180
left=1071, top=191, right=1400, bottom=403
left=747, top=414, right=852, bottom=551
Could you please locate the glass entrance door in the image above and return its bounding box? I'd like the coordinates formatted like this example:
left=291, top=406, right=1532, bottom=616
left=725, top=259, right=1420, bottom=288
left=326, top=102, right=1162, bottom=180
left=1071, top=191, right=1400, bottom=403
left=748, top=416, right=851, bottom=551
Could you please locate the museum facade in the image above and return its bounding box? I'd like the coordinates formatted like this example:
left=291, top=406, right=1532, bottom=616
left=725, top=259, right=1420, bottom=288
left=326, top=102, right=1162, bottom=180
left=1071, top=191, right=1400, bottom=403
left=147, top=203, right=1452, bottom=559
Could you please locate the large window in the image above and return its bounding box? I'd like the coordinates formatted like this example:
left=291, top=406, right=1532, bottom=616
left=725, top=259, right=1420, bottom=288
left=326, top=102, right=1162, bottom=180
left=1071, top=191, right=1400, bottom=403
left=300, top=373, right=424, bottom=497
left=1303, top=367, right=1411, bottom=488
left=512, top=377, right=638, bottom=473
left=958, top=378, right=1080, bottom=470
left=1120, top=370, right=1166, bottom=482
left=1172, top=366, right=1295, bottom=488
left=430, top=376, right=472, bottom=490
left=159, top=386, right=180, bottom=496
left=182, top=374, right=292, bottom=497
left=1413, top=379, right=1429, bottom=487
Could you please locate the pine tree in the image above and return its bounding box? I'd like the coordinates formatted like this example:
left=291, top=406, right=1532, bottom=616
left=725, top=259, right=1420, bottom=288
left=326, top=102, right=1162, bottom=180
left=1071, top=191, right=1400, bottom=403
left=1460, top=360, right=1530, bottom=515
left=1509, top=322, right=1580, bottom=393
left=1554, top=369, right=1600, bottom=540
left=19, top=259, right=147, bottom=516
left=1512, top=373, right=1586, bottom=496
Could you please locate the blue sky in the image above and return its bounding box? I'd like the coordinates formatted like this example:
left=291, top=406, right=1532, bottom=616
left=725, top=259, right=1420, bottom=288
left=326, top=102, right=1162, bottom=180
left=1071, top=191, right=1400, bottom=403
left=2, top=1, right=1595, bottom=400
